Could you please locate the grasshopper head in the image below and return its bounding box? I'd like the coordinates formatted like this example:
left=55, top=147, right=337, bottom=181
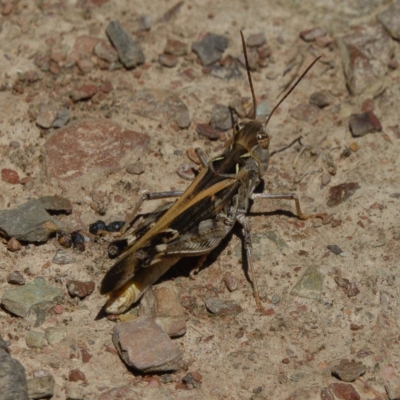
left=233, top=120, right=270, bottom=176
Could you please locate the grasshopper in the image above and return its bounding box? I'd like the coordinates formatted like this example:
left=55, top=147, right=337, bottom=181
left=100, top=32, right=322, bottom=314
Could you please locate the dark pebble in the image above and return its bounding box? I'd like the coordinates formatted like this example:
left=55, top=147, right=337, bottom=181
left=327, top=245, right=343, bottom=255
left=7, top=271, right=25, bottom=285
left=106, top=221, right=125, bottom=232
left=89, top=220, right=107, bottom=235
left=309, top=90, right=332, bottom=108
left=349, top=111, right=382, bottom=137
left=192, top=33, right=229, bottom=66
left=327, top=182, right=360, bottom=207
left=68, top=369, right=86, bottom=382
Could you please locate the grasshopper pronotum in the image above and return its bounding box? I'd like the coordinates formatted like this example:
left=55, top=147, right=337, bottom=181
left=99, top=32, right=322, bottom=314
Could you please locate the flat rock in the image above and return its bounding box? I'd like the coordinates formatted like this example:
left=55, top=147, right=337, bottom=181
left=0, top=334, right=29, bottom=400
left=52, top=249, right=75, bottom=265
left=378, top=1, right=400, bottom=40
left=327, top=182, right=360, bottom=207
left=94, top=40, right=119, bottom=63
left=210, top=104, right=233, bottom=131
left=39, top=195, right=73, bottom=213
left=349, top=111, right=382, bottom=137
left=290, top=266, right=323, bottom=300
left=125, top=90, right=190, bottom=128
left=290, top=103, right=320, bottom=123
left=205, top=297, right=242, bottom=316
left=112, top=316, right=182, bottom=373
left=27, top=375, right=55, bottom=399
left=106, top=21, right=145, bottom=69
left=25, top=330, right=47, bottom=349
left=0, top=199, right=60, bottom=242
left=332, top=359, right=367, bottom=382
left=1, top=277, right=63, bottom=318
left=44, top=120, right=149, bottom=182
left=140, top=282, right=187, bottom=337
left=192, top=33, right=229, bottom=66
left=44, top=326, right=67, bottom=345
left=337, top=23, right=393, bottom=95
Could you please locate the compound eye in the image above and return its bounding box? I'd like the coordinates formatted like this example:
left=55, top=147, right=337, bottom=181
left=257, top=133, right=270, bottom=149
left=233, top=123, right=244, bottom=134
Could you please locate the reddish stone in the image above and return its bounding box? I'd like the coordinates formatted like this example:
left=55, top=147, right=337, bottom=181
left=94, top=40, right=119, bottom=63
left=196, top=123, right=220, bottom=140
left=349, top=111, right=382, bottom=137
left=53, top=305, right=63, bottom=314
left=164, top=38, right=188, bottom=56
left=2, top=3, right=13, bottom=15
left=81, top=348, right=92, bottom=363
left=68, top=369, right=86, bottom=382
left=7, top=238, right=22, bottom=252
left=1, top=168, right=19, bottom=184
left=329, top=383, right=360, bottom=400
left=159, top=54, right=178, bottom=68
left=72, top=35, right=100, bottom=58
left=66, top=280, right=95, bottom=298
left=99, top=80, right=113, bottom=93
left=70, top=84, right=97, bottom=102
left=77, top=59, right=93, bottom=74
left=44, top=120, right=148, bottom=182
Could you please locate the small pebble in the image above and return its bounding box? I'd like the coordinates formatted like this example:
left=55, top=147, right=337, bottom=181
left=164, top=38, right=188, bottom=56
left=327, top=182, right=360, bottom=208
left=7, top=237, right=22, bottom=252
left=68, top=369, right=86, bottom=382
left=137, top=14, right=152, bottom=31
left=349, top=111, right=382, bottom=137
left=70, top=84, right=97, bottom=102
left=349, top=142, right=358, bottom=152
left=309, top=90, right=332, bottom=108
left=210, top=104, right=233, bottom=131
left=159, top=54, right=178, bottom=68
left=347, top=282, right=360, bottom=298
left=176, top=163, right=195, bottom=180
left=9, top=140, right=20, bottom=148
left=192, top=33, right=229, bottom=66
left=327, top=244, right=343, bottom=255
left=94, top=41, right=119, bottom=63
left=205, top=297, right=242, bottom=316
left=300, top=27, right=326, bottom=42
left=66, top=280, right=95, bottom=299
left=223, top=272, right=238, bottom=292
left=1, top=168, right=19, bottom=184
left=53, top=305, right=63, bottom=314
left=52, top=108, right=70, bottom=129
left=7, top=270, right=25, bottom=285
left=290, top=103, right=320, bottom=123
left=271, top=294, right=280, bottom=304
left=246, top=32, right=266, bottom=47
left=196, top=123, right=220, bottom=140
left=25, top=330, right=47, bottom=349
left=126, top=162, right=145, bottom=175
left=331, top=359, right=366, bottom=382
left=52, top=249, right=75, bottom=265
left=36, top=103, right=58, bottom=129
left=321, top=172, right=331, bottom=186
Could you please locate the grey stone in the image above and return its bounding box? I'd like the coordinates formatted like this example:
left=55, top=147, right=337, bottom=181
left=106, top=21, right=145, bottom=69
left=1, top=277, right=63, bottom=317
left=205, top=297, right=242, bottom=316
left=210, top=104, right=233, bottom=131
left=0, top=334, right=29, bottom=400
left=27, top=374, right=55, bottom=399
left=290, top=266, right=323, bottom=300
left=192, top=33, right=229, bottom=66
left=39, top=195, right=73, bottom=214
left=331, top=359, right=366, bottom=382
left=52, top=107, right=71, bottom=128
left=112, top=316, right=182, bottom=372
left=0, top=199, right=60, bottom=242
left=7, top=270, right=25, bottom=285
left=25, top=330, right=47, bottom=349
left=44, top=326, right=67, bottom=345
left=52, top=249, right=75, bottom=265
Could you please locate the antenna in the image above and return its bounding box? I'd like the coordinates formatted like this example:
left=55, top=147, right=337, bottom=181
left=264, top=55, right=321, bottom=128
left=240, top=30, right=257, bottom=120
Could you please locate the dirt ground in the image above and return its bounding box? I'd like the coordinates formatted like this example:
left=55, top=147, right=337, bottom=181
left=1, top=0, right=400, bottom=399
